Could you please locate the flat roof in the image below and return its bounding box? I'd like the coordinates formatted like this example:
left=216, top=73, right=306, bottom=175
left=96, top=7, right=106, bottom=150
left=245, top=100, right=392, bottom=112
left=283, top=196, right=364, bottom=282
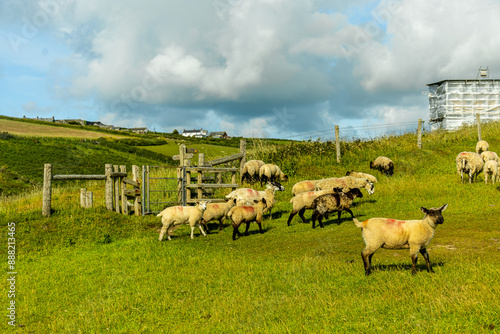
left=427, top=79, right=500, bottom=86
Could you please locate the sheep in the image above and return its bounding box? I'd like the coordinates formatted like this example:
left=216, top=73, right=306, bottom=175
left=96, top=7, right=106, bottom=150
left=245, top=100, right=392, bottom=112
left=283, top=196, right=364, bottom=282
left=370, top=156, right=394, bottom=176
left=157, top=201, right=209, bottom=241
left=225, top=181, right=284, bottom=215
left=241, top=160, right=265, bottom=183
left=345, top=170, right=378, bottom=183
left=310, top=188, right=363, bottom=228
left=484, top=160, right=499, bottom=184
left=476, top=140, right=489, bottom=154
left=287, top=188, right=341, bottom=226
left=480, top=151, right=499, bottom=163
left=353, top=204, right=448, bottom=276
left=200, top=198, right=237, bottom=231
left=291, top=180, right=318, bottom=196
left=456, top=152, right=484, bottom=183
left=314, top=176, right=375, bottom=195
left=259, top=163, right=288, bottom=186
left=227, top=198, right=267, bottom=240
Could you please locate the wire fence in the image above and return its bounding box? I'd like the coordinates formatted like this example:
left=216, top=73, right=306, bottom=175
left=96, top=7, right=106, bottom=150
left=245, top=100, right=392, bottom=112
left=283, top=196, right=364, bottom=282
left=282, top=120, right=430, bottom=142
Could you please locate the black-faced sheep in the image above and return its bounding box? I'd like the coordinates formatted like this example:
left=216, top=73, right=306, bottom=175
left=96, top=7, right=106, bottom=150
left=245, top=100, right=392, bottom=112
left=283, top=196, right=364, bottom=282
left=157, top=201, right=209, bottom=241
left=353, top=204, right=448, bottom=275
left=484, top=160, right=499, bottom=184
left=346, top=171, right=378, bottom=183
left=456, top=152, right=484, bottom=183
left=228, top=198, right=267, bottom=240
left=200, top=198, right=237, bottom=231
left=259, top=163, right=288, bottom=186
left=314, top=176, right=375, bottom=195
left=225, top=182, right=284, bottom=215
left=310, top=188, right=363, bottom=228
left=370, top=156, right=394, bottom=176
left=476, top=140, right=489, bottom=154
left=241, top=160, right=265, bottom=183
left=287, top=189, right=338, bottom=226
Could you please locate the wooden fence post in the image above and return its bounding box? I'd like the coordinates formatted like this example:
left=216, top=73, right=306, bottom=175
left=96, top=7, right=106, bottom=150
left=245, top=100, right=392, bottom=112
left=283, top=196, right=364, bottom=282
left=239, top=139, right=246, bottom=182
left=198, top=153, right=205, bottom=167
left=132, top=165, right=141, bottom=216
left=120, top=165, right=128, bottom=215
left=417, top=119, right=422, bottom=149
left=477, top=114, right=482, bottom=141
left=86, top=191, right=93, bottom=208
left=105, top=164, right=113, bottom=211
left=42, top=163, right=52, bottom=217
left=114, top=165, right=120, bottom=213
left=80, top=188, right=87, bottom=208
left=335, top=125, right=341, bottom=163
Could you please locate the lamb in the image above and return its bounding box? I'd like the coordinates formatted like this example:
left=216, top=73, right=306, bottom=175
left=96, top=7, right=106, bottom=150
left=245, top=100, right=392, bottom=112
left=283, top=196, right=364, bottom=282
left=353, top=204, right=448, bottom=276
left=345, top=171, right=378, bottom=183
left=369, top=156, right=394, bottom=176
left=287, top=188, right=342, bottom=226
left=227, top=198, right=267, bottom=240
left=310, top=188, right=363, bottom=228
left=241, top=160, right=265, bottom=183
left=480, top=151, right=499, bottom=163
left=259, top=163, right=288, bottom=186
left=291, top=180, right=318, bottom=196
left=456, top=152, right=484, bottom=183
left=484, top=160, right=499, bottom=184
left=157, top=201, right=209, bottom=241
left=200, top=198, right=237, bottom=231
left=225, top=181, right=284, bottom=215
left=476, top=140, right=489, bottom=154
left=314, top=176, right=375, bottom=195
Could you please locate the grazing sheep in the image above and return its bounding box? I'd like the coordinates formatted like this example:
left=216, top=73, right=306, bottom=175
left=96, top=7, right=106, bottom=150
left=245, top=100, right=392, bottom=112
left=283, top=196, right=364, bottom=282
left=310, top=188, right=363, bottom=228
left=314, top=176, right=375, bottom=195
left=259, top=163, right=288, bottom=186
left=370, top=156, right=394, bottom=176
left=456, top=152, right=484, bottom=183
left=157, top=201, right=209, bottom=241
left=287, top=188, right=341, bottom=226
left=346, top=171, right=378, bottom=183
left=200, top=198, right=237, bottom=231
left=476, top=140, right=489, bottom=154
left=225, top=181, right=284, bottom=215
left=353, top=204, right=448, bottom=276
left=484, top=160, right=499, bottom=184
left=480, top=151, right=499, bottom=163
left=228, top=198, right=267, bottom=240
left=241, top=160, right=265, bottom=183
left=291, top=180, right=318, bottom=196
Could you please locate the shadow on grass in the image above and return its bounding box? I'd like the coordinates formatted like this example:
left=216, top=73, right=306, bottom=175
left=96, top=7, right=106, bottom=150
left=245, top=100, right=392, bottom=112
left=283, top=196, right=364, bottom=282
left=371, top=261, right=446, bottom=274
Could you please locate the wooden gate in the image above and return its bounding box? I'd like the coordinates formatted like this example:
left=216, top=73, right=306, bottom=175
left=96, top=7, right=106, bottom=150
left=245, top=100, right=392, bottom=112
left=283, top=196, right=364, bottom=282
left=141, top=165, right=186, bottom=215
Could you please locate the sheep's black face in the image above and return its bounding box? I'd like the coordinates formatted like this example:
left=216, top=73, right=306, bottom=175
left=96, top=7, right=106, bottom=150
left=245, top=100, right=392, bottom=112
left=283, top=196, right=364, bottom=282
left=270, top=182, right=285, bottom=191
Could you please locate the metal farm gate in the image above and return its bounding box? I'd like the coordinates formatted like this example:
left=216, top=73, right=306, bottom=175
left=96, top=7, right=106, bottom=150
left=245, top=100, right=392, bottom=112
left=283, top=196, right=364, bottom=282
left=141, top=165, right=186, bottom=215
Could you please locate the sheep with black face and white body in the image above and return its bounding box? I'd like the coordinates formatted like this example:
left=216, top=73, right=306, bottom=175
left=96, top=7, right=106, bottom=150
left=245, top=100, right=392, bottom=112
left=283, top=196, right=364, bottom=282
left=370, top=156, right=394, bottom=176
left=259, top=163, right=288, bottom=186
left=241, top=160, right=265, bottom=183
left=200, top=198, right=237, bottom=231
left=228, top=198, right=267, bottom=240
left=314, top=176, right=375, bottom=195
left=310, top=188, right=363, bottom=228
left=225, top=182, right=284, bottom=215
left=353, top=204, right=448, bottom=276
left=157, top=201, right=209, bottom=241
left=456, top=152, right=484, bottom=183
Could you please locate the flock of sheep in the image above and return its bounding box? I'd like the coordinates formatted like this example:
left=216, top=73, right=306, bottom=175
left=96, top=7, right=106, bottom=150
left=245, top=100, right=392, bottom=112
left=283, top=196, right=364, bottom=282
left=156, top=155, right=452, bottom=275
left=456, top=140, right=499, bottom=184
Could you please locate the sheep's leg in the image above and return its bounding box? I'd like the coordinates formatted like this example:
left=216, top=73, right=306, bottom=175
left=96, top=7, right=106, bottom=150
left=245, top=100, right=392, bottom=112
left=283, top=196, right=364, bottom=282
left=410, top=246, right=421, bottom=275
left=287, top=211, right=297, bottom=226
left=361, top=249, right=374, bottom=276
left=337, top=210, right=342, bottom=224
left=218, top=217, right=225, bottom=230
left=318, top=215, right=324, bottom=228
left=419, top=248, right=434, bottom=273
left=244, top=222, right=251, bottom=235
left=257, top=222, right=263, bottom=234
left=159, top=225, right=168, bottom=241
left=198, top=223, right=207, bottom=237
left=311, top=211, right=318, bottom=228
left=298, top=208, right=308, bottom=224
left=232, top=222, right=241, bottom=240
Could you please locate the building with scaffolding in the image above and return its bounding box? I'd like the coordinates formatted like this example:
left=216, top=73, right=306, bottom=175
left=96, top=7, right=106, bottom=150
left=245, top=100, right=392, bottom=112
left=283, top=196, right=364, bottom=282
left=427, top=68, right=500, bottom=130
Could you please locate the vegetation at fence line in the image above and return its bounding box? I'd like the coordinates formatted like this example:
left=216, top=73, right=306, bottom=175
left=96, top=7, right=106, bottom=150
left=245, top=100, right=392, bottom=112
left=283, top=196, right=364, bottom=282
left=1, top=121, right=500, bottom=333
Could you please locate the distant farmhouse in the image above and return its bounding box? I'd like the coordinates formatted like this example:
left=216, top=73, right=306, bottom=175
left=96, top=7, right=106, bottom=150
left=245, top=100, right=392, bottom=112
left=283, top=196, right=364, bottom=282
left=427, top=68, right=500, bottom=130
left=181, top=129, right=209, bottom=138
left=23, top=116, right=149, bottom=134
left=209, top=131, right=229, bottom=139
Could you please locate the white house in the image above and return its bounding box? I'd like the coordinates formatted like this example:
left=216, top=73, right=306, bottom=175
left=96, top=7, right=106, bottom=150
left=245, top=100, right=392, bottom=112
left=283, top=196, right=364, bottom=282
left=181, top=128, right=208, bottom=138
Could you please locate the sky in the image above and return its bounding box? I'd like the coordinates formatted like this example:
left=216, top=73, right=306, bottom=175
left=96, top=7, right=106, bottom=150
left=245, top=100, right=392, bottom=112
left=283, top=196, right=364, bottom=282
left=1, top=0, right=500, bottom=139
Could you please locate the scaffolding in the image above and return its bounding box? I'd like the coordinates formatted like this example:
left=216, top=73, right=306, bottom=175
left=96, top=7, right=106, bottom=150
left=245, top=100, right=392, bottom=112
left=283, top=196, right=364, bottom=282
left=427, top=76, right=500, bottom=130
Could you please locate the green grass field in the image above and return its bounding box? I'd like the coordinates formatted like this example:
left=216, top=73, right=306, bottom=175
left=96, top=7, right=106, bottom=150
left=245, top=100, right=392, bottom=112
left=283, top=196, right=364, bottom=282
left=1, top=120, right=500, bottom=333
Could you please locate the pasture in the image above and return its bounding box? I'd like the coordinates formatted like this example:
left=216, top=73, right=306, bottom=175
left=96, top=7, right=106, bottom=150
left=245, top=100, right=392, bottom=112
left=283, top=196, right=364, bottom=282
left=1, top=121, right=500, bottom=333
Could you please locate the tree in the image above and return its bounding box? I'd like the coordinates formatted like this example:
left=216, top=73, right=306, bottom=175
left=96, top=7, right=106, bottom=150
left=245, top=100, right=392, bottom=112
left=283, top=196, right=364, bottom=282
left=172, top=129, right=179, bottom=135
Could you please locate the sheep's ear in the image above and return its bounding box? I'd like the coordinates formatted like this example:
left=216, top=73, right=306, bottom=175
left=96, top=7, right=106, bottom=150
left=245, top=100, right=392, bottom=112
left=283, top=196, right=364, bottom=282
left=253, top=199, right=259, bottom=204
left=420, top=207, right=429, bottom=214
left=262, top=198, right=267, bottom=204
left=440, top=204, right=448, bottom=212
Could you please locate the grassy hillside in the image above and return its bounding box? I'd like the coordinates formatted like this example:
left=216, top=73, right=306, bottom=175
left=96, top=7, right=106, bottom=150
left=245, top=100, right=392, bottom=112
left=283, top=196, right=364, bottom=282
left=1, top=121, right=500, bottom=333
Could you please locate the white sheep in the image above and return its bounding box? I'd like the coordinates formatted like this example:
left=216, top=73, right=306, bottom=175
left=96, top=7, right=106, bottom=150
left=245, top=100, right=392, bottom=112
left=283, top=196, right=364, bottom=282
left=227, top=198, right=267, bottom=240
left=314, top=176, right=375, bottom=195
left=346, top=171, right=378, bottom=183
left=291, top=180, right=318, bottom=196
left=157, top=201, right=209, bottom=241
left=310, top=188, right=363, bottom=228
left=353, top=204, right=448, bottom=275
left=225, top=181, right=284, bottom=215
left=456, top=152, right=484, bottom=183
left=480, top=151, right=499, bottom=163
left=287, top=188, right=340, bottom=226
left=476, top=140, right=489, bottom=154
left=200, top=198, right=237, bottom=231
left=241, top=160, right=265, bottom=183
left=484, top=160, right=499, bottom=184
left=370, top=156, right=394, bottom=176
left=259, top=163, right=288, bottom=186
